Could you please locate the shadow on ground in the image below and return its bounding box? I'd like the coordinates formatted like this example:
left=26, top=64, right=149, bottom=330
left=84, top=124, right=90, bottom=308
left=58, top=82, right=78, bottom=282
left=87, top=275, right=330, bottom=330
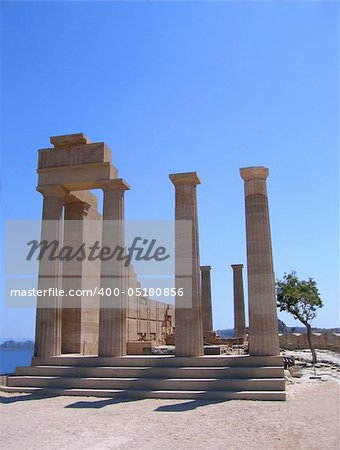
left=154, top=399, right=230, bottom=412
left=0, top=391, right=230, bottom=411
left=0, top=391, right=58, bottom=404
left=65, top=397, right=143, bottom=409
left=0, top=391, right=143, bottom=408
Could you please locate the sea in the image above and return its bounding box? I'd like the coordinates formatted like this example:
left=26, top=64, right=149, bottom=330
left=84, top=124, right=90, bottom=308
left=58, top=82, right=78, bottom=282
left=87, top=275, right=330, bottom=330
left=0, top=349, right=34, bottom=375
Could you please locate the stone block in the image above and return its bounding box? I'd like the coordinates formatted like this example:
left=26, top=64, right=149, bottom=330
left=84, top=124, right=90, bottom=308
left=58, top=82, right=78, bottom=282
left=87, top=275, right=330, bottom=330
left=127, top=341, right=154, bottom=355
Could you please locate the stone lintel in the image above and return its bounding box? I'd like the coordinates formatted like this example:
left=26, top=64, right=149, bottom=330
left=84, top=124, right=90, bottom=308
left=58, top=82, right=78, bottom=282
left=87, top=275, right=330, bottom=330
left=169, top=172, right=201, bottom=186
left=66, top=190, right=98, bottom=209
left=200, top=265, right=211, bottom=272
left=240, top=166, right=269, bottom=182
left=102, top=178, right=130, bottom=192
left=231, top=264, right=244, bottom=270
left=50, top=133, right=91, bottom=147
left=37, top=161, right=118, bottom=191
left=36, top=184, right=69, bottom=198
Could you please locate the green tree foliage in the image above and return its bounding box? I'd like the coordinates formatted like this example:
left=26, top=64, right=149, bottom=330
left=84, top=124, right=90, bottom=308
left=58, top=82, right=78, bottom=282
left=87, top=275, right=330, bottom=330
left=276, top=271, right=323, bottom=364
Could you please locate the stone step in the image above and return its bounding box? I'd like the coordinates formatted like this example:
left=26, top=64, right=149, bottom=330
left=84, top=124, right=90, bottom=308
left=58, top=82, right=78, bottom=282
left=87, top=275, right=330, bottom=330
left=0, top=385, right=286, bottom=401
left=8, top=376, right=285, bottom=391
left=6, top=355, right=286, bottom=401
left=31, top=355, right=284, bottom=368
left=15, top=365, right=283, bottom=379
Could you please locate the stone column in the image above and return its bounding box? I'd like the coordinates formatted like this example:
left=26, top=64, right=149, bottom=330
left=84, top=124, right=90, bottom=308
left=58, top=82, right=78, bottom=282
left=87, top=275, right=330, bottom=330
left=169, top=172, right=203, bottom=357
left=61, top=200, right=90, bottom=354
left=231, top=264, right=246, bottom=341
left=98, top=179, right=130, bottom=357
left=34, top=185, right=68, bottom=358
left=81, top=202, right=102, bottom=355
left=240, top=167, right=280, bottom=356
left=200, top=266, right=213, bottom=332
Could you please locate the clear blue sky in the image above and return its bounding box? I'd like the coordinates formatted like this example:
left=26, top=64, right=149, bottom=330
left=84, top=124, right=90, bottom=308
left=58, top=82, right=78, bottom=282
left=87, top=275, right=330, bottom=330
left=1, top=1, right=338, bottom=339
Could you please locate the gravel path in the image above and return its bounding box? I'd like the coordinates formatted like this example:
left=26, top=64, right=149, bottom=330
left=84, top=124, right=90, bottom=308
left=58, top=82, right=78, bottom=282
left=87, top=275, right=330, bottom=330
left=0, top=372, right=338, bottom=450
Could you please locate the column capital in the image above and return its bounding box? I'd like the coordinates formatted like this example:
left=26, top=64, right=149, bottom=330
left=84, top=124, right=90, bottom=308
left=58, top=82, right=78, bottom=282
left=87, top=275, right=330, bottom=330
left=240, top=167, right=269, bottom=182
left=169, top=172, right=201, bottom=186
left=231, top=264, right=244, bottom=270
left=101, top=178, right=130, bottom=192
left=200, top=265, right=211, bottom=272
left=36, top=184, right=69, bottom=198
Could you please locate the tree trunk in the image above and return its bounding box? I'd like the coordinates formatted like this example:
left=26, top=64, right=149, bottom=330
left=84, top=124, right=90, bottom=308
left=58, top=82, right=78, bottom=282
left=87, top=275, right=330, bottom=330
left=306, top=323, right=317, bottom=364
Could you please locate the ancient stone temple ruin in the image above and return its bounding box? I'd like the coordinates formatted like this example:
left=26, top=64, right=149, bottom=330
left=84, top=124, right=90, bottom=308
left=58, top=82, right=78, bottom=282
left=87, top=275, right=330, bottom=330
left=5, top=133, right=286, bottom=400
left=33, top=133, right=176, bottom=357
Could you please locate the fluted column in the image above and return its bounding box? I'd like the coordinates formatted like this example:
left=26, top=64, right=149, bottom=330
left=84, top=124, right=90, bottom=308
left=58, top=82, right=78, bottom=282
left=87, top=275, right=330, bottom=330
left=169, top=172, right=203, bottom=357
left=200, top=266, right=213, bottom=332
left=231, top=264, right=246, bottom=341
left=98, top=179, right=130, bottom=357
left=61, top=200, right=90, bottom=354
left=240, top=167, right=280, bottom=356
left=34, top=185, right=68, bottom=358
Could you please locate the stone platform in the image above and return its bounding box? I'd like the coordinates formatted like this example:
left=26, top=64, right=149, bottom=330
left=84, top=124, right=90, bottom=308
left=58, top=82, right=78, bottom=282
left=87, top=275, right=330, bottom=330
left=2, top=355, right=286, bottom=401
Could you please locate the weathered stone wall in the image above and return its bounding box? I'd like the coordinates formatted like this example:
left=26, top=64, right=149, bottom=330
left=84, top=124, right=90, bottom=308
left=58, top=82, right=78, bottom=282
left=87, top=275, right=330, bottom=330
left=127, top=297, right=175, bottom=345
left=82, top=296, right=175, bottom=355
left=279, top=332, right=340, bottom=352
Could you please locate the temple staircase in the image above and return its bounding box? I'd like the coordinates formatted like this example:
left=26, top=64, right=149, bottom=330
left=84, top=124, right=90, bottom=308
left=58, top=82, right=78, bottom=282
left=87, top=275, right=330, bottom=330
left=2, top=355, right=286, bottom=401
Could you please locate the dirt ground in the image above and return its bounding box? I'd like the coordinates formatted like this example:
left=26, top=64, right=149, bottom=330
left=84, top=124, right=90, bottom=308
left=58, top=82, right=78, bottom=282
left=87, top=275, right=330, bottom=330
left=0, top=370, right=339, bottom=450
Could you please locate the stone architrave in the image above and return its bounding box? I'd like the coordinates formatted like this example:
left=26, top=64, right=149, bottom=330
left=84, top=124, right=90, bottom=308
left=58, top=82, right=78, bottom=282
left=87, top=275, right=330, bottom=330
left=200, top=266, right=213, bottom=332
left=98, top=179, right=130, bottom=357
left=34, top=185, right=68, bottom=358
left=231, top=264, right=246, bottom=341
left=240, top=167, right=280, bottom=356
left=169, top=172, right=203, bottom=357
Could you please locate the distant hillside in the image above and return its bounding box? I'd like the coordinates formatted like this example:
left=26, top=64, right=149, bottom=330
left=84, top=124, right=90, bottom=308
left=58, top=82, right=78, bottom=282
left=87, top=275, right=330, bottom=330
left=215, top=329, right=234, bottom=338
left=287, top=327, right=340, bottom=334
left=0, top=340, right=34, bottom=350
left=217, top=319, right=289, bottom=337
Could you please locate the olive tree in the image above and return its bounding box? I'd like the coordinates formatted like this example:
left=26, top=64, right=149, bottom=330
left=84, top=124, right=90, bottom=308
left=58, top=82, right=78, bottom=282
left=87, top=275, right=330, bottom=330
left=276, top=271, right=323, bottom=364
